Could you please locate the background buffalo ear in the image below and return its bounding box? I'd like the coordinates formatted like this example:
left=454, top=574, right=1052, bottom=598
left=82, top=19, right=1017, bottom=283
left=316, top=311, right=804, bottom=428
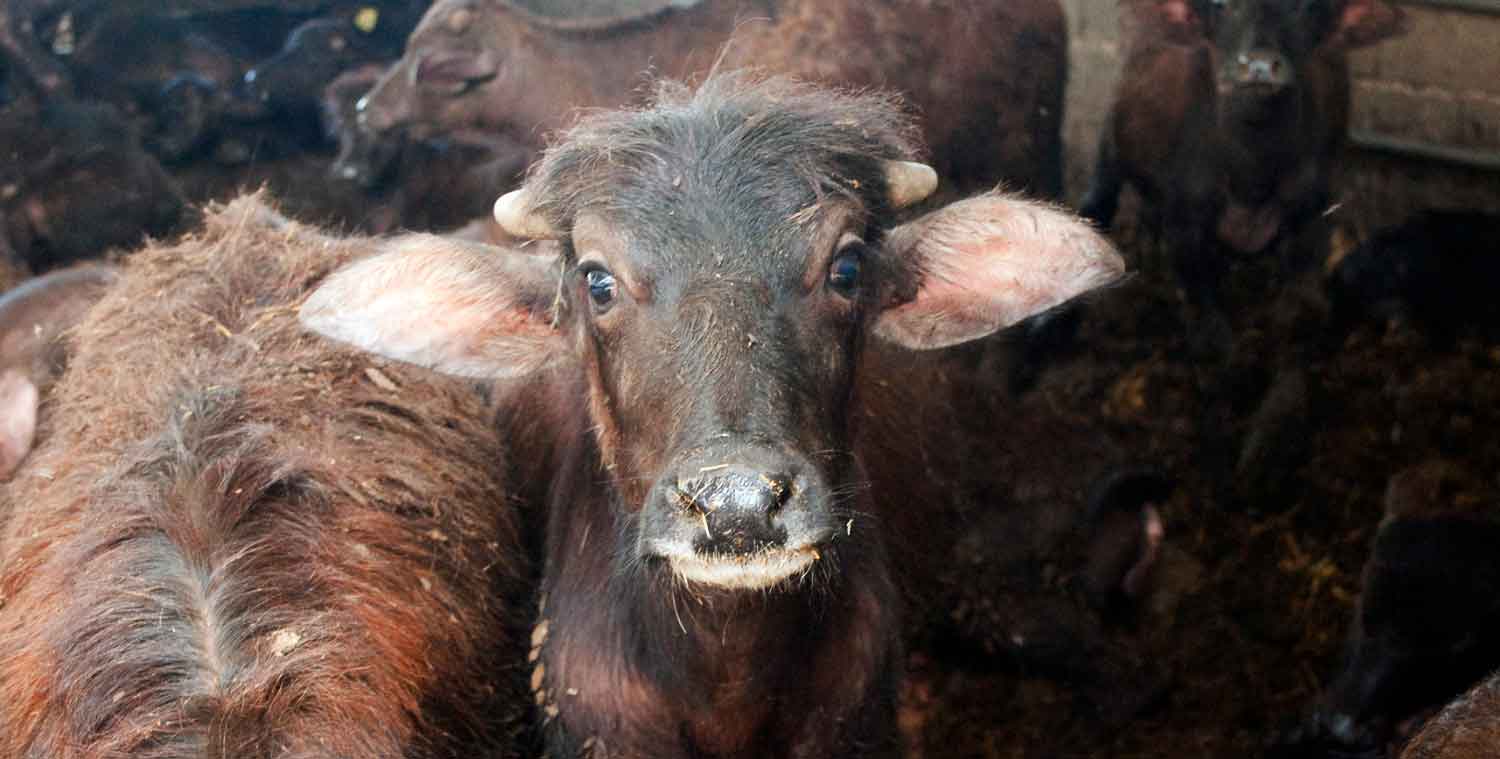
left=0, top=370, right=39, bottom=480
left=1325, top=0, right=1407, bottom=50
left=873, top=194, right=1125, bottom=351
left=300, top=234, right=566, bottom=379
left=1121, top=0, right=1203, bottom=34
left=416, top=50, right=499, bottom=93
left=1155, top=0, right=1196, bottom=28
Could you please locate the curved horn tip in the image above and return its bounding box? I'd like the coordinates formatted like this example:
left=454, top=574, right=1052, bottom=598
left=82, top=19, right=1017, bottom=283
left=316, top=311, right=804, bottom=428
left=493, top=189, right=558, bottom=239
left=884, top=161, right=938, bottom=209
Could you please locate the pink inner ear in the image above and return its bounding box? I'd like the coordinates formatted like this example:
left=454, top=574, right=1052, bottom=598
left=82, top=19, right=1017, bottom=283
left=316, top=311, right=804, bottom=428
left=300, top=235, right=565, bottom=379
left=1340, top=1, right=1371, bottom=26
left=1331, top=0, right=1406, bottom=48
left=1161, top=0, right=1193, bottom=26
left=874, top=194, right=1125, bottom=351
left=1122, top=0, right=1203, bottom=40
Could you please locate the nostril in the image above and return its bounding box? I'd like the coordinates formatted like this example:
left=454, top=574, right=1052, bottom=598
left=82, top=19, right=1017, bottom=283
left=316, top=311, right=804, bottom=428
left=671, top=480, right=706, bottom=514
left=759, top=473, right=793, bottom=511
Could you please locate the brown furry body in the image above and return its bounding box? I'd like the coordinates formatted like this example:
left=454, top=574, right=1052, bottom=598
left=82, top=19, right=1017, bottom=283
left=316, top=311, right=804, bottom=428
left=0, top=196, right=529, bottom=758
left=359, top=0, right=1068, bottom=199
left=1401, top=672, right=1500, bottom=759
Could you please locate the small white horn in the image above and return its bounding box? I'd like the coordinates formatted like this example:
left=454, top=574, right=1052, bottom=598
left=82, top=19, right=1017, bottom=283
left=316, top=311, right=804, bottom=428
left=883, top=161, right=938, bottom=209
left=493, top=189, right=558, bottom=239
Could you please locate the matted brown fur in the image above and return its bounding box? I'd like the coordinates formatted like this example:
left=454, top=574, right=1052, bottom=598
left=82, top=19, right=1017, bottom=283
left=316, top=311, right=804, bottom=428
left=0, top=194, right=529, bottom=758
left=1401, top=672, right=1500, bottom=758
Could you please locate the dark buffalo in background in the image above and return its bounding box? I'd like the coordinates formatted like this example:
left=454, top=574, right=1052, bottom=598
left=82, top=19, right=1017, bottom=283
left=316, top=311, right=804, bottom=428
left=323, top=63, right=404, bottom=189
left=241, top=1, right=430, bottom=116
left=1326, top=209, right=1500, bottom=348
left=0, top=0, right=326, bottom=97
left=350, top=0, right=1068, bottom=199
left=1278, top=461, right=1500, bottom=755
left=0, top=2, right=434, bottom=267
left=0, top=100, right=185, bottom=272
left=43, top=10, right=300, bottom=161
left=303, top=73, right=1123, bottom=758
left=28, top=2, right=425, bottom=163
left=322, top=62, right=531, bottom=232
left=1081, top=0, right=1405, bottom=329
left=0, top=196, right=531, bottom=757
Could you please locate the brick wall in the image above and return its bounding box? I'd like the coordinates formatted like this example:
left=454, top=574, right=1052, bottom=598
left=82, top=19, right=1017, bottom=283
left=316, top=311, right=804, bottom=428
left=1061, top=0, right=1121, bottom=202
left=1059, top=0, right=1500, bottom=227
left=1352, top=4, right=1500, bottom=154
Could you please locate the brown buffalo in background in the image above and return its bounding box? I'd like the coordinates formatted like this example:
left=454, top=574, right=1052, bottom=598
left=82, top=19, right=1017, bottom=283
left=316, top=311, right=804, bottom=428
left=349, top=0, right=1068, bottom=199
left=1081, top=0, right=1405, bottom=346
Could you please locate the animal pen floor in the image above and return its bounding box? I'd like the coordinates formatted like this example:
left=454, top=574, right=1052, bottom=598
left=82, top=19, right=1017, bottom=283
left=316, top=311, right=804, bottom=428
left=149, top=150, right=1496, bottom=759
left=898, top=215, right=1500, bottom=759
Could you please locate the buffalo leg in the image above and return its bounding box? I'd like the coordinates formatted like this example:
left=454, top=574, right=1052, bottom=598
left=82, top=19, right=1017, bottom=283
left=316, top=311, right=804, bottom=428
left=1080, top=117, right=1123, bottom=230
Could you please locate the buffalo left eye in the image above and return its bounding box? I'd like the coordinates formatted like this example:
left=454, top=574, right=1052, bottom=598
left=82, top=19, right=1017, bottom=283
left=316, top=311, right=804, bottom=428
left=827, top=245, right=864, bottom=297
left=584, top=267, right=617, bottom=311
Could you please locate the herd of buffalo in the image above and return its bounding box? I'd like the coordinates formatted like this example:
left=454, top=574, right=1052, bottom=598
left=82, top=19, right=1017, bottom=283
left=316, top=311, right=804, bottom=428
left=0, top=0, right=1498, bottom=757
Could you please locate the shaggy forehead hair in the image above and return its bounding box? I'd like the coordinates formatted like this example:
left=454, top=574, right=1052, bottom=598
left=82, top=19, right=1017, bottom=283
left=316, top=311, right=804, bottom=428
left=524, top=71, right=925, bottom=244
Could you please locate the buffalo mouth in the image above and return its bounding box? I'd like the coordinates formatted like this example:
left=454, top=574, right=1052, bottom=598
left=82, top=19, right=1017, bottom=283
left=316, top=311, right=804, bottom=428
left=650, top=543, right=828, bottom=591
left=1220, top=83, right=1293, bottom=125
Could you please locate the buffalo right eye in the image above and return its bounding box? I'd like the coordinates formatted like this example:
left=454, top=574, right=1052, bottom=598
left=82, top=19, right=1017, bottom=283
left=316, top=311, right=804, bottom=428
left=827, top=237, right=867, bottom=299
left=827, top=250, right=862, bottom=297
left=583, top=267, right=617, bottom=311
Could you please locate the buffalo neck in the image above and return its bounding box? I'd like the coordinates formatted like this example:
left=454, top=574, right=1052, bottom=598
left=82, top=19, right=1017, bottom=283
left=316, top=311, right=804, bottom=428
left=531, top=377, right=902, bottom=758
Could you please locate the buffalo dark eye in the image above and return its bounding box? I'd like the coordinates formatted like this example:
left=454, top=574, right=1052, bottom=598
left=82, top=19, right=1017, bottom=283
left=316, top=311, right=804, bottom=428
left=827, top=246, right=863, bottom=297
left=584, top=267, right=617, bottom=311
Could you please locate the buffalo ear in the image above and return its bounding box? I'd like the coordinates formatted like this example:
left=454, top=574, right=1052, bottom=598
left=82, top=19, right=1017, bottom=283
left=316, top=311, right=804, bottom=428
left=0, top=370, right=39, bottom=481
left=1326, top=0, right=1406, bottom=49
left=1082, top=470, right=1173, bottom=606
left=1122, top=0, right=1202, bottom=34
left=416, top=51, right=498, bottom=92
left=873, top=194, right=1125, bottom=350
left=1156, top=0, right=1196, bottom=28
left=300, top=234, right=566, bottom=379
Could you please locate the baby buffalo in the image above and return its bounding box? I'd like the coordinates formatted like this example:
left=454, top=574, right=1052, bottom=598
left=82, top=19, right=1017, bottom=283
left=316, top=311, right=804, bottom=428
left=303, top=73, right=1124, bottom=758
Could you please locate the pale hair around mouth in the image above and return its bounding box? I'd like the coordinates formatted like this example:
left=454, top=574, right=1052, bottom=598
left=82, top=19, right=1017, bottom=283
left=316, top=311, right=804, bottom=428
left=667, top=548, right=821, bottom=590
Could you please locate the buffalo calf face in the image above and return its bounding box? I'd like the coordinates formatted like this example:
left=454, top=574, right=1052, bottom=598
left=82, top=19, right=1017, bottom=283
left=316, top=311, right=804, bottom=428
left=303, top=73, right=1124, bottom=758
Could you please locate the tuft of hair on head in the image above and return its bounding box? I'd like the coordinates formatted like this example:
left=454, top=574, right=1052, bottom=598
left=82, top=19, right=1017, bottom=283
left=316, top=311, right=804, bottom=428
left=519, top=70, right=927, bottom=237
